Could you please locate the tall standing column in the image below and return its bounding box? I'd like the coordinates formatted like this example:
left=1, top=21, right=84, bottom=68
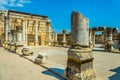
left=92, top=32, right=95, bottom=47
left=62, top=30, right=67, bottom=47
left=17, top=31, right=22, bottom=42
left=20, top=20, right=28, bottom=46
left=89, top=29, right=93, bottom=48
left=22, top=20, right=25, bottom=43
left=8, top=19, right=12, bottom=43
left=25, top=20, right=28, bottom=45
left=4, top=14, right=9, bottom=45
left=48, top=26, right=51, bottom=45
left=105, top=28, right=114, bottom=52
left=65, top=11, right=96, bottom=80
left=119, top=33, right=120, bottom=51
left=34, top=20, right=39, bottom=46
left=4, top=11, right=9, bottom=48
left=15, top=26, right=24, bottom=54
left=54, top=33, right=58, bottom=46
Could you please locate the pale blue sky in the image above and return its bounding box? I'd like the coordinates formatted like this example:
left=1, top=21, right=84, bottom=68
left=1, top=0, right=120, bottom=33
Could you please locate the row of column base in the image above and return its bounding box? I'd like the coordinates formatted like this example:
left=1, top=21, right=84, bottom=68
left=3, top=42, right=24, bottom=55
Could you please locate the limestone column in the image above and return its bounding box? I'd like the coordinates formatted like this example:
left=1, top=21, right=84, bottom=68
left=62, top=30, right=67, bottom=47
left=34, top=20, right=39, bottom=46
left=105, top=28, right=114, bottom=52
left=89, top=29, right=93, bottom=48
left=7, top=19, right=11, bottom=43
left=4, top=14, right=9, bottom=48
left=17, top=31, right=22, bottom=42
left=65, top=11, right=96, bottom=80
left=25, top=20, right=28, bottom=45
left=22, top=20, right=25, bottom=43
left=54, top=33, right=58, bottom=46
left=119, top=33, right=120, bottom=51
left=48, top=26, right=52, bottom=45
left=13, top=32, right=17, bottom=42
left=92, top=32, right=95, bottom=47
left=15, top=26, right=24, bottom=54
left=19, top=19, right=27, bottom=46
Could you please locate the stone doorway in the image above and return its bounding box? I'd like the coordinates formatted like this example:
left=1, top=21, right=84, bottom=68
left=90, top=27, right=106, bottom=51
left=90, top=27, right=119, bottom=52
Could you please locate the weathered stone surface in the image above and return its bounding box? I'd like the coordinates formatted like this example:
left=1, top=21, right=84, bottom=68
left=6, top=43, right=10, bottom=50
left=89, top=29, right=93, bottom=48
left=22, top=48, right=33, bottom=56
left=65, top=11, right=96, bottom=80
left=0, top=10, right=53, bottom=47
left=15, top=43, right=24, bottom=54
left=35, top=53, right=48, bottom=64
left=54, top=33, right=58, bottom=46
left=71, top=12, right=89, bottom=47
left=10, top=43, right=16, bottom=52
left=105, top=28, right=114, bottom=52
left=62, top=30, right=67, bottom=47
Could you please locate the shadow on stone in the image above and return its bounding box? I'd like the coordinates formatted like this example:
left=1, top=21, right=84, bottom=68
left=42, top=68, right=65, bottom=80
left=92, top=49, right=104, bottom=52
left=109, top=67, right=120, bottom=80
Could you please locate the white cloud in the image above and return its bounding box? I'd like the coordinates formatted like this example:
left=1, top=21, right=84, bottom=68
left=19, top=0, right=31, bottom=3
left=0, top=0, right=31, bottom=10
left=16, top=3, right=23, bottom=7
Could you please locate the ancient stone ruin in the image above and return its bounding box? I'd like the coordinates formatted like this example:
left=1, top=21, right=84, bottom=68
left=65, top=11, right=96, bottom=80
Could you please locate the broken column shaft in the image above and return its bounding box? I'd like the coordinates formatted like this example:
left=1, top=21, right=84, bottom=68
left=65, top=11, right=96, bottom=80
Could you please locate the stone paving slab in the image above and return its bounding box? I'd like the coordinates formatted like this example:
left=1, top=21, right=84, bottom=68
left=1, top=45, right=120, bottom=80
left=0, top=47, right=65, bottom=80
left=24, top=45, right=120, bottom=80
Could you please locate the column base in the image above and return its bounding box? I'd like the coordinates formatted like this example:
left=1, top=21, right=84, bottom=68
left=66, top=69, right=96, bottom=80
left=3, top=42, right=8, bottom=49
left=65, top=48, right=96, bottom=80
left=15, top=45, right=24, bottom=55
left=7, top=43, right=11, bottom=50
left=22, top=41, right=28, bottom=46
left=54, top=41, right=58, bottom=46
left=104, top=45, right=114, bottom=52
left=48, top=42, right=51, bottom=46
left=62, top=42, right=67, bottom=47
left=34, top=42, right=39, bottom=46
left=9, top=42, right=16, bottom=52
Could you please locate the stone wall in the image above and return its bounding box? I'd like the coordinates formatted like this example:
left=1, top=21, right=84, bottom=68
left=0, top=10, right=53, bottom=46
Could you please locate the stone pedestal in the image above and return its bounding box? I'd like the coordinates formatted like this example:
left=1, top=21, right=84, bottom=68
left=65, top=11, right=96, bottom=80
left=66, top=48, right=95, bottom=80
left=34, top=42, right=39, bottom=46
left=3, top=42, right=8, bottom=49
left=15, top=43, right=24, bottom=55
left=10, top=43, right=16, bottom=52
left=7, top=43, right=11, bottom=50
